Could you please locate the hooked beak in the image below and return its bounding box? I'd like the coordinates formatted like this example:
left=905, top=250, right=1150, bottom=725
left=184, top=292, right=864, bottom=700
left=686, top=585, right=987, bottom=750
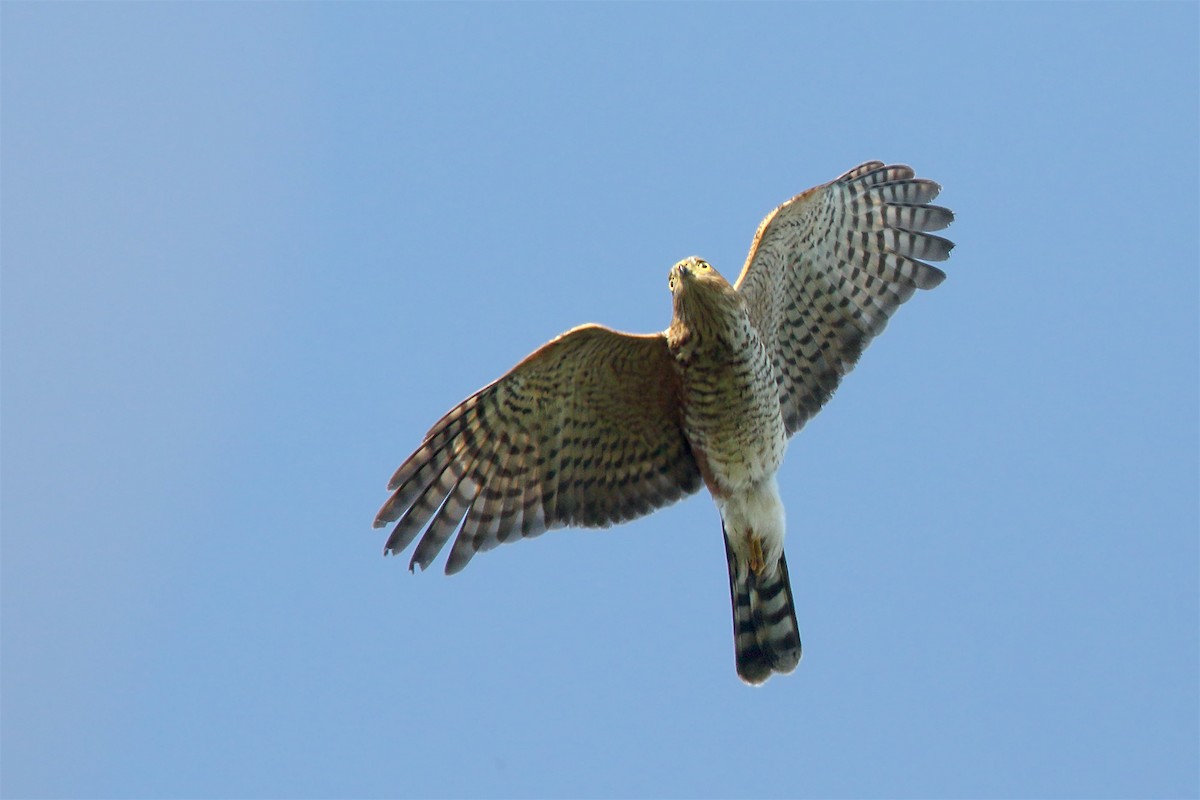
left=676, top=262, right=692, bottom=279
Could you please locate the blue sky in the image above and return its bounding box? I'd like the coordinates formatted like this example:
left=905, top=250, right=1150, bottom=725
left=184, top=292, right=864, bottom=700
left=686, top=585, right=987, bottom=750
left=3, top=3, right=1197, bottom=798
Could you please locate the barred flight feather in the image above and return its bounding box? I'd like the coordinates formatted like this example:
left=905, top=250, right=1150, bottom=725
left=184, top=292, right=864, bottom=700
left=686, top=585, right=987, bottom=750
left=734, top=161, right=955, bottom=436
left=375, top=326, right=704, bottom=574
left=724, top=529, right=802, bottom=685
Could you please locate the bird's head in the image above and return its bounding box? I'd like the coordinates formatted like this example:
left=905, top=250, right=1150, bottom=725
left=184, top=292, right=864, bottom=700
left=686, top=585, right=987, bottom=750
left=666, top=256, right=743, bottom=339
left=667, top=256, right=734, bottom=297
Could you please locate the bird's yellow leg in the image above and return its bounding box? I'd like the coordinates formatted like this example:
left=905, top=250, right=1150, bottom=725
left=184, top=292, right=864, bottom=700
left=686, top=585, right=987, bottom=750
left=748, top=533, right=765, bottom=575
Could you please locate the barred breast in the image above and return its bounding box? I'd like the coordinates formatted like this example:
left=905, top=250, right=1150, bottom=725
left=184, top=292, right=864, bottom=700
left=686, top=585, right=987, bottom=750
left=673, top=314, right=786, bottom=495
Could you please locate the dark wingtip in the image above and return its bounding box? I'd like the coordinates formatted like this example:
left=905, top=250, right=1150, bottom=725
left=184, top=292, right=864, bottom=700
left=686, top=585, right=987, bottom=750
left=916, top=264, right=948, bottom=290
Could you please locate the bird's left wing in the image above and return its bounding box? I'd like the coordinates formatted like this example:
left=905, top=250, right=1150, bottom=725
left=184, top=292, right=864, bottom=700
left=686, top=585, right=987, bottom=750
left=734, top=161, right=954, bottom=436
left=374, top=324, right=703, bottom=574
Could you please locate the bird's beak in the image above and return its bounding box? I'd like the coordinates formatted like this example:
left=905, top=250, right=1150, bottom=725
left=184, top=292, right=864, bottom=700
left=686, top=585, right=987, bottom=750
left=676, top=262, right=692, bottom=279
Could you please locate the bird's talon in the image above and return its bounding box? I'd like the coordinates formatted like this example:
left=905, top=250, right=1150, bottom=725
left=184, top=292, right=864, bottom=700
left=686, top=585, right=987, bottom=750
left=749, top=536, right=765, bottom=575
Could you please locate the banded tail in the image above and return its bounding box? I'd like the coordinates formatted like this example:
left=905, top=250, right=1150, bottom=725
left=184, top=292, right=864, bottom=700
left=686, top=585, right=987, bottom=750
left=723, top=527, right=802, bottom=684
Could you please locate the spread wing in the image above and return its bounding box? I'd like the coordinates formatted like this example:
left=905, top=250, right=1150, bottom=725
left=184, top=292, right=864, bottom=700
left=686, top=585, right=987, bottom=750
left=374, top=324, right=703, bottom=574
left=734, top=161, right=954, bottom=435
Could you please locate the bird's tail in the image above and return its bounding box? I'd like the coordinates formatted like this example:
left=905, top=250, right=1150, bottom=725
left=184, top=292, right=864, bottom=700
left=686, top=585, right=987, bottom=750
left=723, top=526, right=802, bottom=684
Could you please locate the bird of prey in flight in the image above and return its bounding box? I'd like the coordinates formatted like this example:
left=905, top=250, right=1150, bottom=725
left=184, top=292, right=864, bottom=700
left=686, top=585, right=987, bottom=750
left=374, top=161, right=954, bottom=684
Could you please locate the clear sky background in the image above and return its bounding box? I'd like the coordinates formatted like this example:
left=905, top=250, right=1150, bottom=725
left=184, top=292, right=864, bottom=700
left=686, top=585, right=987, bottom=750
left=3, top=3, right=1197, bottom=799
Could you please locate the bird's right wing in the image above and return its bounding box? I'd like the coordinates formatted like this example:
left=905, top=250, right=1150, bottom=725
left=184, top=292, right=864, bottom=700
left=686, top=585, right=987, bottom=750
left=734, top=161, right=954, bottom=436
left=374, top=325, right=703, bottom=574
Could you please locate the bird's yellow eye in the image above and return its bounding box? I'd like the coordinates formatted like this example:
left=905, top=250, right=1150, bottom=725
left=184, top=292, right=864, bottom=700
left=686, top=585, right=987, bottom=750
left=699, top=261, right=711, bottom=271
left=668, top=276, right=676, bottom=291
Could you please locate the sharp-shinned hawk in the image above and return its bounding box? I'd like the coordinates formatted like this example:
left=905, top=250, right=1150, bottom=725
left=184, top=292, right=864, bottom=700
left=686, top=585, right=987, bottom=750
left=374, top=161, right=954, bottom=684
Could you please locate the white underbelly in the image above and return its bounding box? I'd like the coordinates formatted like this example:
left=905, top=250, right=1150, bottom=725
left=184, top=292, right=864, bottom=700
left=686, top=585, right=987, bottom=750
left=717, top=475, right=787, bottom=568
